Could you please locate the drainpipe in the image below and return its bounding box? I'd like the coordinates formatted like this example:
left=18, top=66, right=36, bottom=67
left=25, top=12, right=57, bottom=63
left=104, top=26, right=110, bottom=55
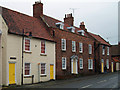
left=94, top=42, right=100, bottom=73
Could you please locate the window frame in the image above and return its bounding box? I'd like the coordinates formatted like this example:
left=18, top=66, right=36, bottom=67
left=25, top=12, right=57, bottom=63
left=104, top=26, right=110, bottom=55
left=61, top=39, right=66, bottom=51
left=24, top=63, right=31, bottom=76
left=62, top=57, right=66, bottom=70
left=107, top=47, right=109, bottom=55
left=79, top=58, right=83, bottom=69
left=24, top=38, right=31, bottom=52
left=79, top=42, right=83, bottom=53
left=106, top=59, right=109, bottom=69
left=41, top=63, right=46, bottom=75
left=72, top=41, right=76, bottom=52
left=88, top=59, right=93, bottom=70
left=41, top=40, right=46, bottom=54
left=89, top=44, right=92, bottom=54
left=102, top=45, right=105, bottom=55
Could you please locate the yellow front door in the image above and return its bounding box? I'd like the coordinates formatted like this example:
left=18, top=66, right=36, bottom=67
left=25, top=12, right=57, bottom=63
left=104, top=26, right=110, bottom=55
left=101, top=62, right=104, bottom=73
left=9, top=63, right=15, bottom=84
left=50, top=65, right=54, bottom=80
left=101, top=59, right=104, bottom=73
left=111, top=62, right=114, bottom=72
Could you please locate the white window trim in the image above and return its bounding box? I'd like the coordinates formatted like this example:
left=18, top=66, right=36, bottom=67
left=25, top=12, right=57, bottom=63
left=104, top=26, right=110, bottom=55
left=40, top=40, right=46, bottom=54
left=79, top=42, right=83, bottom=53
left=72, top=41, right=76, bottom=52
left=89, top=44, right=92, bottom=54
left=62, top=57, right=66, bottom=70
left=88, top=59, right=93, bottom=70
left=102, top=45, right=105, bottom=55
left=24, top=63, right=31, bottom=76
left=40, top=63, right=46, bottom=75
left=24, top=38, right=31, bottom=52
left=106, top=59, right=109, bottom=69
left=107, top=47, right=109, bottom=55
left=80, top=58, right=83, bottom=69
left=61, top=39, right=66, bottom=51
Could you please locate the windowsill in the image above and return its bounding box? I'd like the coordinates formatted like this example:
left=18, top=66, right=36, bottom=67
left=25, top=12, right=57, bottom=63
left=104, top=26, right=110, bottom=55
left=40, top=53, right=47, bottom=56
left=88, top=69, right=93, bottom=71
left=62, top=69, right=66, bottom=70
left=40, top=74, right=47, bottom=77
left=72, top=51, right=76, bottom=53
left=62, top=50, right=66, bottom=52
left=24, top=51, right=32, bottom=54
left=79, top=52, right=83, bottom=54
left=24, top=75, right=32, bottom=78
left=80, top=68, right=83, bottom=70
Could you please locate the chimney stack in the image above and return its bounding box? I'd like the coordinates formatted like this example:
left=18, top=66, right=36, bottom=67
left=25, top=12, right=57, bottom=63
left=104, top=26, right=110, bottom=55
left=80, top=22, right=85, bottom=30
left=64, top=13, right=74, bottom=26
left=33, top=1, right=43, bottom=18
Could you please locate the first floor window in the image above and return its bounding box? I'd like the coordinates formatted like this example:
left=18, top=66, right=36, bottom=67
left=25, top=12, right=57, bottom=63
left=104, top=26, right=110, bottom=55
left=25, top=38, right=30, bottom=51
left=41, top=63, right=46, bottom=75
left=106, top=59, right=109, bottom=69
left=72, top=41, right=76, bottom=52
left=61, top=39, right=66, bottom=51
left=88, top=59, right=93, bottom=70
left=102, top=45, right=105, bottom=55
left=79, top=43, right=83, bottom=53
left=62, top=57, right=66, bottom=69
left=25, top=63, right=30, bottom=75
left=80, top=58, right=83, bottom=69
left=107, top=47, right=109, bottom=55
left=89, top=44, right=92, bottom=54
left=41, top=41, right=46, bottom=54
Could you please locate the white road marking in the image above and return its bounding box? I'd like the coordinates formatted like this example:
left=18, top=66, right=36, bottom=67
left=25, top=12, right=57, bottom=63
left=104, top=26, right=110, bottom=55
left=97, top=80, right=107, bottom=83
left=81, top=84, right=92, bottom=88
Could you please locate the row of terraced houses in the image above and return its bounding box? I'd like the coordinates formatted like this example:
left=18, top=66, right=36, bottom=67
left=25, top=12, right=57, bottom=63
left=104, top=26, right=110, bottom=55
left=0, top=1, right=114, bottom=86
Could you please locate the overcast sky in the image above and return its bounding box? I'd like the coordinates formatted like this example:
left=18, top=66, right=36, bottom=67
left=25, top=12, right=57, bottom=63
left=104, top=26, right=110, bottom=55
left=0, top=0, right=119, bottom=45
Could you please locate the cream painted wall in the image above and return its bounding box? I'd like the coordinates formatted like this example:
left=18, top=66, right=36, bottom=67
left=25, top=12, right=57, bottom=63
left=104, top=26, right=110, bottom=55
left=0, top=33, right=2, bottom=88
left=0, top=15, right=8, bottom=86
left=0, top=14, right=55, bottom=86
left=7, top=35, right=55, bottom=85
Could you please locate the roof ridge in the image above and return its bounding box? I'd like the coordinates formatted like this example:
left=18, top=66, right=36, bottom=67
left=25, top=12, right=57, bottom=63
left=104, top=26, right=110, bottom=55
left=1, top=6, right=35, bottom=19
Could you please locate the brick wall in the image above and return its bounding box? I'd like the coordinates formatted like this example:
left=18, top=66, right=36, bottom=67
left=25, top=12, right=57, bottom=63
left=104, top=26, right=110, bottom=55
left=50, top=28, right=95, bottom=79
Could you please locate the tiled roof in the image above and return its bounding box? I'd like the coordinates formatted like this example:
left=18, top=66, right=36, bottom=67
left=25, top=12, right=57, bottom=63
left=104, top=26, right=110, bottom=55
left=42, top=15, right=88, bottom=37
left=89, top=32, right=110, bottom=46
left=1, top=7, right=54, bottom=42
left=112, top=57, right=120, bottom=62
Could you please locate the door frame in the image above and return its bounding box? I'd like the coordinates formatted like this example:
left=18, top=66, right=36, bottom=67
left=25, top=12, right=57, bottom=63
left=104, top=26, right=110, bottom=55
left=8, top=62, right=17, bottom=85
left=71, top=59, right=78, bottom=74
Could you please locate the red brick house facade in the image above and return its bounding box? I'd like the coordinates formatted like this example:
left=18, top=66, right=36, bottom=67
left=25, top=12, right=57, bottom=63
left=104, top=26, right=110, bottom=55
left=33, top=2, right=96, bottom=79
left=111, top=43, right=120, bottom=71
left=87, top=32, right=112, bottom=73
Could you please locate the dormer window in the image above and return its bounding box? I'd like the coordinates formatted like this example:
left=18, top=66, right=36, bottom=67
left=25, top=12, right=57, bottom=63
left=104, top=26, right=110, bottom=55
left=77, top=30, right=85, bottom=36
left=67, top=27, right=75, bottom=33
left=56, top=22, right=64, bottom=30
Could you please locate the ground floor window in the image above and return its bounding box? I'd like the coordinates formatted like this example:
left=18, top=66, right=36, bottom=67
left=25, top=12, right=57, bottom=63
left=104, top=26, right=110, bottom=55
left=88, top=59, right=93, bottom=70
left=25, top=63, right=30, bottom=75
left=79, top=58, right=83, bottom=69
left=106, top=59, right=109, bottom=69
left=41, top=63, right=46, bottom=75
left=62, top=57, right=66, bottom=70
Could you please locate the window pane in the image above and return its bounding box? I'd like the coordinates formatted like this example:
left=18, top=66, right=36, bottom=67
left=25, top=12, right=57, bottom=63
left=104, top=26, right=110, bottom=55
left=41, top=41, right=45, bottom=54
left=25, top=38, right=30, bottom=51
left=41, top=63, right=46, bottom=74
left=25, top=63, right=30, bottom=75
